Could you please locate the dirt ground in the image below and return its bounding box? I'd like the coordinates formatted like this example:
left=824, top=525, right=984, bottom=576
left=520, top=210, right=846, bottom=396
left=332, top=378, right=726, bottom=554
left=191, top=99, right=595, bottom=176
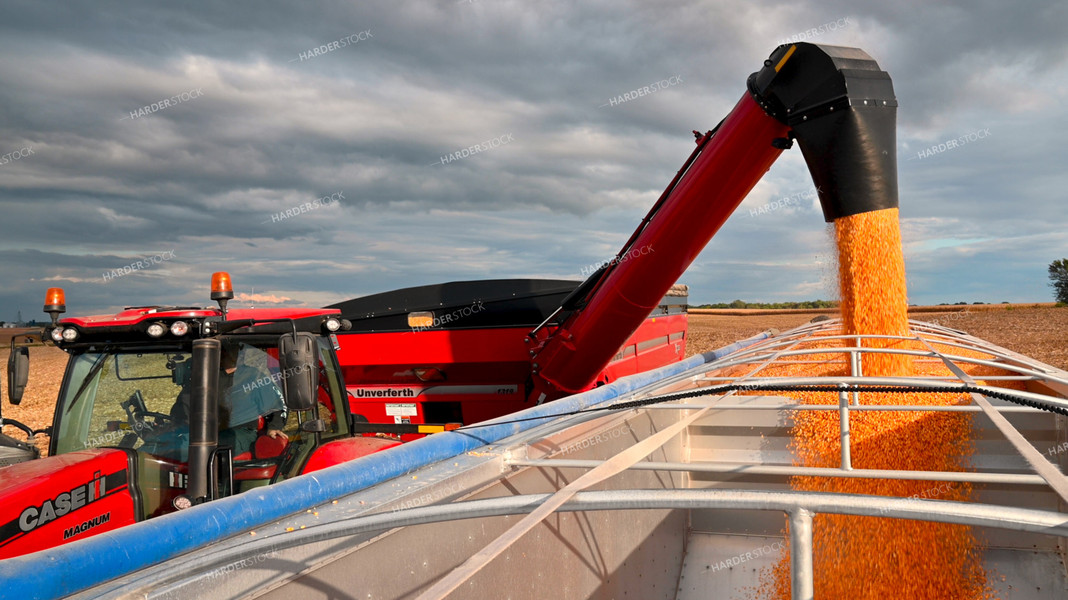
left=3, top=306, right=1065, bottom=455
left=685, top=306, right=1068, bottom=371
left=3, top=344, right=68, bottom=455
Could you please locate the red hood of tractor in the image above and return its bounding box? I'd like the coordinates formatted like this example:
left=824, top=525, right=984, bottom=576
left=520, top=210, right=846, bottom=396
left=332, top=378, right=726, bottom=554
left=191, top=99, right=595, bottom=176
left=0, top=449, right=124, bottom=483
left=0, top=449, right=137, bottom=559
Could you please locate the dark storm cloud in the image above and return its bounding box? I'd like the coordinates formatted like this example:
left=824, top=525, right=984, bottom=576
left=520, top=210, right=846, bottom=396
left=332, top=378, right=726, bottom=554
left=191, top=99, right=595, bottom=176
left=0, top=0, right=1065, bottom=318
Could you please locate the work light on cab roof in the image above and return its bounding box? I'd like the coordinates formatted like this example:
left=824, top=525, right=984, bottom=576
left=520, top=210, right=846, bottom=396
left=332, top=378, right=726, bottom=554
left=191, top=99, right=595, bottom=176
left=145, top=320, right=189, bottom=338
left=43, top=287, right=78, bottom=342
left=169, top=320, right=190, bottom=336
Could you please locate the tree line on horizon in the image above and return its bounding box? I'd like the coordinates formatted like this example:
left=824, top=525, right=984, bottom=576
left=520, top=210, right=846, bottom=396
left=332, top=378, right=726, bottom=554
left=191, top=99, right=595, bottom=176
left=693, top=299, right=839, bottom=310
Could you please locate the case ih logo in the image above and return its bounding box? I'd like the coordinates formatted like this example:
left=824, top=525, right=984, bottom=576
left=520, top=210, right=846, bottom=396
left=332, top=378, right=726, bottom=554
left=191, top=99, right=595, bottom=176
left=15, top=470, right=124, bottom=536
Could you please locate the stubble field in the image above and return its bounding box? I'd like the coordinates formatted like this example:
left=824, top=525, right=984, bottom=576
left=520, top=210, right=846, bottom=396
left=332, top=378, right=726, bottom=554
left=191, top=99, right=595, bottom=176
left=3, top=305, right=1065, bottom=456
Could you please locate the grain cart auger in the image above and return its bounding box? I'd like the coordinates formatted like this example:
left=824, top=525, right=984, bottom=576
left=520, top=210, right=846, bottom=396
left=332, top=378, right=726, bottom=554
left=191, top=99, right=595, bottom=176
left=527, top=42, right=898, bottom=403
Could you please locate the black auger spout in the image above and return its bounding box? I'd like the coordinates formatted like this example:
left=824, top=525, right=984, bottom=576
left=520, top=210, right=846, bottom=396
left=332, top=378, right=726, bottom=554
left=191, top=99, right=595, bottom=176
left=748, top=42, right=899, bottom=221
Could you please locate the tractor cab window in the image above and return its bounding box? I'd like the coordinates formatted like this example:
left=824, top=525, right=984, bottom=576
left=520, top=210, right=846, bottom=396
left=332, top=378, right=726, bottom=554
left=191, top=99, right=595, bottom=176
left=215, top=342, right=288, bottom=462
left=54, top=351, right=187, bottom=456
left=53, top=344, right=291, bottom=462
left=317, top=336, right=344, bottom=432
left=53, top=337, right=345, bottom=467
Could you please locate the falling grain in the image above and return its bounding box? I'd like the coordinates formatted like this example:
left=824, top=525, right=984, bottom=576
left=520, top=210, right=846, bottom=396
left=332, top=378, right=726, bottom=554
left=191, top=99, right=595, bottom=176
left=757, top=208, right=996, bottom=599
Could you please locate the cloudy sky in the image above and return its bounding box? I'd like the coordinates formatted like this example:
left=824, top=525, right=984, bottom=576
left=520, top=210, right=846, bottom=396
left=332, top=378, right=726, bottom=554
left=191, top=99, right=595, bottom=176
left=0, top=0, right=1065, bottom=321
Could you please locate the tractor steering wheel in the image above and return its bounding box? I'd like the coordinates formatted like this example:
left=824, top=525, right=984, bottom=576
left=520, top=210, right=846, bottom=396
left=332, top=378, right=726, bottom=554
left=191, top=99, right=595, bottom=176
left=122, top=390, right=174, bottom=439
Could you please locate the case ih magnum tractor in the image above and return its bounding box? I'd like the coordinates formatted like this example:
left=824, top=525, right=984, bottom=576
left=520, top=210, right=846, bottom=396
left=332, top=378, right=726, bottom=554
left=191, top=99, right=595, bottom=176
left=0, top=274, right=406, bottom=558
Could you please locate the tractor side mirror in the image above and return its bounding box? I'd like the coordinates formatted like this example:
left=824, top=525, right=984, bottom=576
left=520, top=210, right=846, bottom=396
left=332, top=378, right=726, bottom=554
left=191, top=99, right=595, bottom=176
left=7, top=346, right=29, bottom=405
left=278, top=332, right=319, bottom=412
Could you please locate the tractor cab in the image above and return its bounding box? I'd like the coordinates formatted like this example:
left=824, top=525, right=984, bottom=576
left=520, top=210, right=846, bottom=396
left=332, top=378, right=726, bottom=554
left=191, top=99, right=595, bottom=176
left=49, top=334, right=348, bottom=516
left=0, top=274, right=399, bottom=558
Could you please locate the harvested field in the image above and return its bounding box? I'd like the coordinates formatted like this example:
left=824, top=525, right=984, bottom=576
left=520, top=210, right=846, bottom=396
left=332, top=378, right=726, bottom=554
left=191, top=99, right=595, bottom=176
left=686, top=305, right=1068, bottom=371
left=910, top=305, right=1068, bottom=371
left=3, top=306, right=1065, bottom=458
left=3, top=345, right=67, bottom=455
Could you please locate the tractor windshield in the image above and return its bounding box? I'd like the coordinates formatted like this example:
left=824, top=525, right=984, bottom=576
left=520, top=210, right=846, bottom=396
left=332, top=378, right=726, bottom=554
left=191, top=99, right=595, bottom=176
left=54, top=349, right=188, bottom=455
left=52, top=342, right=294, bottom=460
left=50, top=335, right=345, bottom=519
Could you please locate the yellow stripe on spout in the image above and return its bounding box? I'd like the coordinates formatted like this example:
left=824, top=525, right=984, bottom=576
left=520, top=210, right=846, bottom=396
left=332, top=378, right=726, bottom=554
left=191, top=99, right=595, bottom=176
left=775, top=45, right=797, bottom=72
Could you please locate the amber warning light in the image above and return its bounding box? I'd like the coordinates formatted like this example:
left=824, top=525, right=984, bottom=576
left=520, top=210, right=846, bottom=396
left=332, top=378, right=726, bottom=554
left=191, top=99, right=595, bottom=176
left=44, top=287, right=66, bottom=325
left=210, top=272, right=234, bottom=318
left=211, top=272, right=234, bottom=299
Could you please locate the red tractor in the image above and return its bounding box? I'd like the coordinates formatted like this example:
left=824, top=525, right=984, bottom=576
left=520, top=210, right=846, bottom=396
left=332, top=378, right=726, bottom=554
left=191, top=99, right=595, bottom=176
left=0, top=275, right=407, bottom=558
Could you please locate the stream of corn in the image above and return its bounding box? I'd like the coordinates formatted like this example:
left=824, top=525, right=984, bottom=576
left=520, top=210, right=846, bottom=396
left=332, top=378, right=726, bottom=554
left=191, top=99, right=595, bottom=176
left=755, top=208, right=1005, bottom=599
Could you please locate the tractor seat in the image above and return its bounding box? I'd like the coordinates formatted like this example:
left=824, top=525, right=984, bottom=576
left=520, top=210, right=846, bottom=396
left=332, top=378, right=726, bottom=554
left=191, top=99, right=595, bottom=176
left=254, top=433, right=289, bottom=459
left=233, top=433, right=290, bottom=481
